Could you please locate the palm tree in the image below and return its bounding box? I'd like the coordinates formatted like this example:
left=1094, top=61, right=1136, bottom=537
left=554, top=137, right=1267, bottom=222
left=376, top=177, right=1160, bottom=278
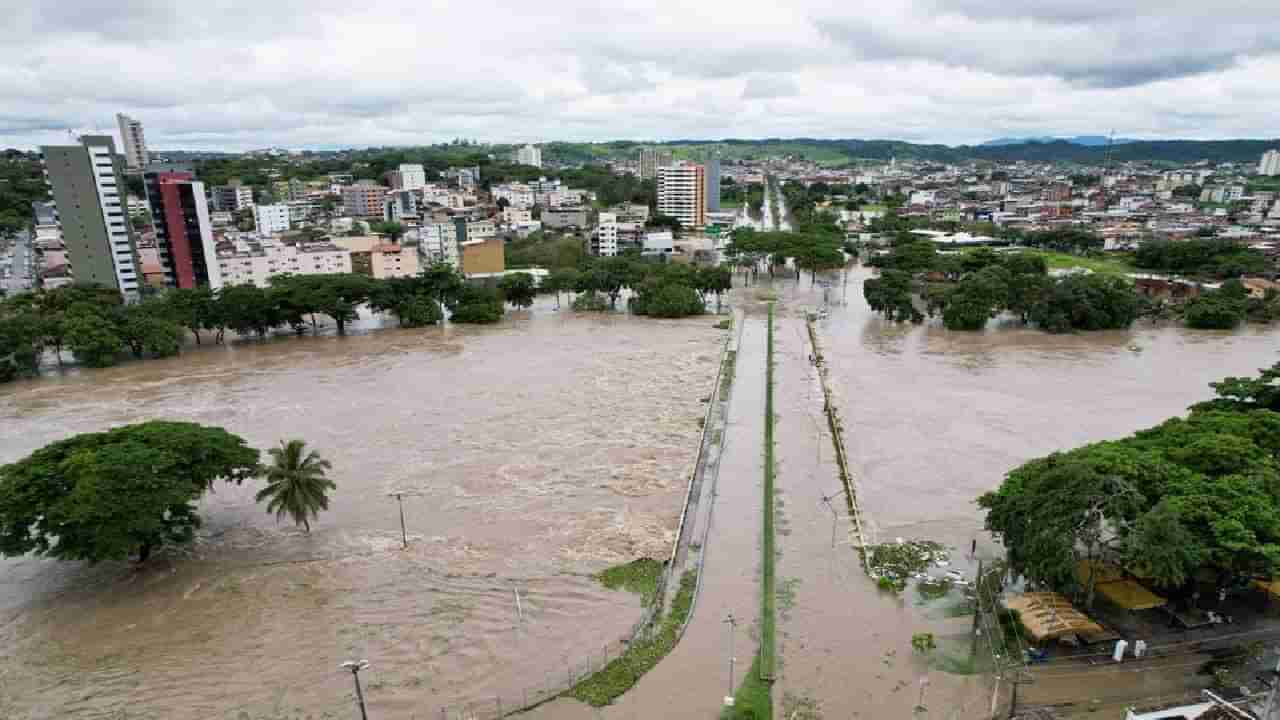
left=256, top=439, right=335, bottom=533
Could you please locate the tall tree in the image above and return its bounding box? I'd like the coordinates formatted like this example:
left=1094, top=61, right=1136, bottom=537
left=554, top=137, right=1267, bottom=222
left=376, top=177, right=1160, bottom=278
left=497, top=272, right=537, bottom=309
left=255, top=439, right=336, bottom=533
left=0, top=421, right=260, bottom=562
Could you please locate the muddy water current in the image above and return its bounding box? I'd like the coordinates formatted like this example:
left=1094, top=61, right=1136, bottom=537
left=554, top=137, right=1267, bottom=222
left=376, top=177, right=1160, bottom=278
left=0, top=301, right=723, bottom=719
left=759, top=267, right=1277, bottom=718
left=808, top=266, right=1279, bottom=554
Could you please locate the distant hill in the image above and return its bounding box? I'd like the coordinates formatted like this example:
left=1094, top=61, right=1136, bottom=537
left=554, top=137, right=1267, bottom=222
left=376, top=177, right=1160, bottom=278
left=597, top=137, right=1280, bottom=166
left=981, top=136, right=1139, bottom=147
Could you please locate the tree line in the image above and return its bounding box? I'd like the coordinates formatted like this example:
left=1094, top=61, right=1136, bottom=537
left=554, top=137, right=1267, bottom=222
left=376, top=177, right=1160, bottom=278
left=1, top=257, right=733, bottom=382
left=0, top=421, right=338, bottom=564
left=724, top=229, right=847, bottom=282
left=537, top=257, right=732, bottom=318
left=863, top=237, right=1278, bottom=333
left=0, top=264, right=508, bottom=381
left=979, top=362, right=1280, bottom=608
left=865, top=240, right=1139, bottom=332
left=1134, top=237, right=1270, bottom=279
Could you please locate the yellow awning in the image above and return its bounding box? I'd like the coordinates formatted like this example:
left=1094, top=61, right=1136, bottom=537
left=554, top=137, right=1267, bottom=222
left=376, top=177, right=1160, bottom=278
left=1253, top=578, right=1280, bottom=598
left=1074, top=559, right=1167, bottom=610
left=1005, top=592, right=1105, bottom=643
left=1095, top=578, right=1167, bottom=610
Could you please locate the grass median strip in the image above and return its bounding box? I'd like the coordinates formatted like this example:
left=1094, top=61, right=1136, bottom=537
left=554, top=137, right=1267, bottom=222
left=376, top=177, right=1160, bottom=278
left=566, top=569, right=698, bottom=707
left=726, top=305, right=779, bottom=720
left=761, top=303, right=777, bottom=683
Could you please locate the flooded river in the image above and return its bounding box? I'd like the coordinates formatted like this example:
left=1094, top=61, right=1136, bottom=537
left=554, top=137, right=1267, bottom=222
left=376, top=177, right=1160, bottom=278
left=0, top=299, right=723, bottom=719
left=1, top=267, right=1276, bottom=720
left=810, top=266, right=1279, bottom=555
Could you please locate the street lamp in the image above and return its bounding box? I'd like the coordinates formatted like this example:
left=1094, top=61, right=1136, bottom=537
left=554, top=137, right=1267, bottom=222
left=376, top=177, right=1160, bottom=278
left=723, top=613, right=738, bottom=707
left=341, top=659, right=370, bottom=720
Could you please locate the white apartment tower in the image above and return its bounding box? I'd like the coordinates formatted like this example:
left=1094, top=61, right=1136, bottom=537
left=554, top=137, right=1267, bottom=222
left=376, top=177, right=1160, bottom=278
left=255, top=204, right=291, bottom=235
left=116, top=113, right=149, bottom=170
left=515, top=144, right=542, bottom=168
left=1260, top=150, right=1280, bottom=177
left=657, top=163, right=706, bottom=229
left=594, top=213, right=618, bottom=256
left=398, top=164, right=427, bottom=190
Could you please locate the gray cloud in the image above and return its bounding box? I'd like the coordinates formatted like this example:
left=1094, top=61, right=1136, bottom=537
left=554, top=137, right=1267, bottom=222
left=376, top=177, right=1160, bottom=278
left=816, top=4, right=1280, bottom=88
left=742, top=74, right=800, bottom=100
left=2, top=0, right=1279, bottom=150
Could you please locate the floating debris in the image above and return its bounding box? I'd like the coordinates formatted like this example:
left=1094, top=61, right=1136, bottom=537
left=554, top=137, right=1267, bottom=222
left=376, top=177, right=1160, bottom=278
left=865, top=539, right=950, bottom=592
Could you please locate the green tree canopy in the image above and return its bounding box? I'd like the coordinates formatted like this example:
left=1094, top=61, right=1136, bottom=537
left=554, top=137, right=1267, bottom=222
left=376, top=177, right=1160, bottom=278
left=979, top=365, right=1280, bottom=602
left=0, top=421, right=261, bottom=563
left=497, top=272, right=537, bottom=309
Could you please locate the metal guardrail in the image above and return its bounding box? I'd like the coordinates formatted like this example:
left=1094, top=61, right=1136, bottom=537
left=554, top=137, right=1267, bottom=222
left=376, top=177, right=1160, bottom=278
left=805, top=316, right=873, bottom=568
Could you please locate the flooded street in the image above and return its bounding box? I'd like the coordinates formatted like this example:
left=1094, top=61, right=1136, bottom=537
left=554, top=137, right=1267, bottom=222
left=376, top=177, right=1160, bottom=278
left=0, top=299, right=723, bottom=719
left=1, top=267, right=1277, bottom=720
left=763, top=266, right=1278, bottom=718
left=813, top=266, right=1279, bottom=556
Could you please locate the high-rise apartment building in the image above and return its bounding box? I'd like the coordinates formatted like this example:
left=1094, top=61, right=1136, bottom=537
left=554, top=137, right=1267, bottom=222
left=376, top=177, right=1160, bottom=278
left=593, top=213, right=618, bottom=256
left=343, top=181, right=388, bottom=217
left=255, top=204, right=291, bottom=235
left=116, top=113, right=149, bottom=170
left=383, top=189, right=419, bottom=223
left=143, top=168, right=221, bottom=289
left=657, top=163, right=706, bottom=229
left=639, top=148, right=675, bottom=180
left=705, top=152, right=721, bottom=213
left=1260, top=150, right=1280, bottom=177
left=515, top=144, right=542, bottom=168
left=211, top=182, right=255, bottom=212
left=41, top=135, right=142, bottom=298
left=398, top=164, right=427, bottom=190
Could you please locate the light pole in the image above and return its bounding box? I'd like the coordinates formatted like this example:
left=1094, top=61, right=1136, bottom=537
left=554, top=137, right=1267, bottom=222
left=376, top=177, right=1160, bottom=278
left=387, top=491, right=410, bottom=549
left=341, top=659, right=370, bottom=720
left=723, top=612, right=738, bottom=706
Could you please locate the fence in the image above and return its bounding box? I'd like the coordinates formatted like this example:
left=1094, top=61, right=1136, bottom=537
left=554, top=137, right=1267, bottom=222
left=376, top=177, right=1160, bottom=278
left=430, top=312, right=739, bottom=719
left=804, top=316, right=873, bottom=563
left=431, top=605, right=664, bottom=720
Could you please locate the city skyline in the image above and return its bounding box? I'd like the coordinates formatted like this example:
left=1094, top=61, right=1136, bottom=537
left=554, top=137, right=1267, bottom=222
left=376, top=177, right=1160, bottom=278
left=6, top=1, right=1280, bottom=151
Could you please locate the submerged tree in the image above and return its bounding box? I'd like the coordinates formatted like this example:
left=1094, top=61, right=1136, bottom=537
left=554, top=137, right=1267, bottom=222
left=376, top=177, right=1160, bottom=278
left=0, top=421, right=260, bottom=563
left=256, top=439, right=335, bottom=533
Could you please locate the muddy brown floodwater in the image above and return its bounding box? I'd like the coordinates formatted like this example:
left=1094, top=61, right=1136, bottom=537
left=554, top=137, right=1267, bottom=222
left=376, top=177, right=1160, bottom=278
left=761, top=266, right=1278, bottom=718
left=0, top=298, right=722, bottom=720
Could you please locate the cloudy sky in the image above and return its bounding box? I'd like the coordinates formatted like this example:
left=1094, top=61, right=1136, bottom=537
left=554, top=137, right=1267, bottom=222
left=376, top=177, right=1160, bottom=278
left=5, top=0, right=1279, bottom=150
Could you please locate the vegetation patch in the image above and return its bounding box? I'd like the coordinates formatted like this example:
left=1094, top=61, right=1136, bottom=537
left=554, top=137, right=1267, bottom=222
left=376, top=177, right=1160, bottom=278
left=761, top=304, right=777, bottom=680
left=565, top=569, right=697, bottom=707
left=571, top=291, right=610, bottom=311
left=782, top=692, right=822, bottom=720
left=723, top=656, right=773, bottom=720
left=915, top=576, right=954, bottom=601
left=1028, top=249, right=1136, bottom=276
left=865, top=540, right=949, bottom=588
left=597, top=558, right=664, bottom=607
left=720, top=350, right=738, bottom=397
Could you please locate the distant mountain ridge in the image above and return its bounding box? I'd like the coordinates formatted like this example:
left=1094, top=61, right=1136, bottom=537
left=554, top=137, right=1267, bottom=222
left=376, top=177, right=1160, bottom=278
left=981, top=136, right=1140, bottom=147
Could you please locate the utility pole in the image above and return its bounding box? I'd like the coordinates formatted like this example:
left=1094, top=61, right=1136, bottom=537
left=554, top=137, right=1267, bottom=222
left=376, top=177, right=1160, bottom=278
left=388, top=492, right=408, bottom=549
left=724, top=612, right=738, bottom=706
left=342, top=659, right=370, bottom=720
left=971, top=559, right=984, bottom=661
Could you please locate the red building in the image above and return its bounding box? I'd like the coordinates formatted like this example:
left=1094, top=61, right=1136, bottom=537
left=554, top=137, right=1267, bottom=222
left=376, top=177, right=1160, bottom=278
left=143, top=168, right=221, bottom=288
